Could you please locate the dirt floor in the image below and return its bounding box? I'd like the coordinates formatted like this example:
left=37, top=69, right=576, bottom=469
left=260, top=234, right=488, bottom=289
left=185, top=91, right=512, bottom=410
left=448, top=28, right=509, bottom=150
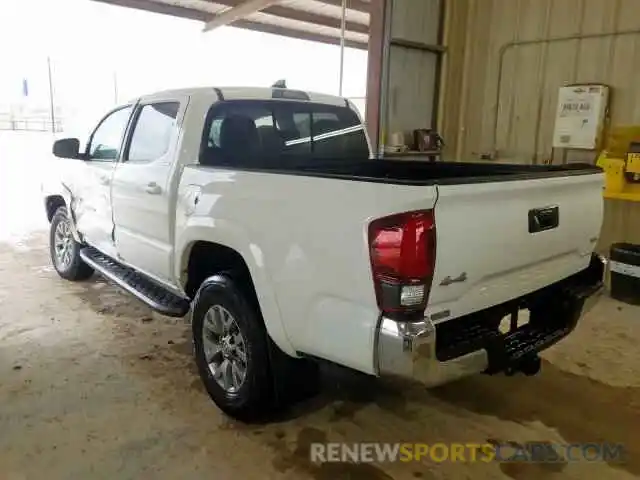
left=1, top=132, right=639, bottom=479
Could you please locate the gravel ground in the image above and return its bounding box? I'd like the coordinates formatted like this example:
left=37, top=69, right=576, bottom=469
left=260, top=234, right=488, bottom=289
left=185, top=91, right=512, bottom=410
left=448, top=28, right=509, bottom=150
left=1, top=132, right=638, bottom=480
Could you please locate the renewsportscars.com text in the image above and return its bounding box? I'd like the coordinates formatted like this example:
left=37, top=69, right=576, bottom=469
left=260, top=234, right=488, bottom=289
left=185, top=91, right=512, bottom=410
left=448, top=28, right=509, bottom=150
left=310, top=442, right=626, bottom=464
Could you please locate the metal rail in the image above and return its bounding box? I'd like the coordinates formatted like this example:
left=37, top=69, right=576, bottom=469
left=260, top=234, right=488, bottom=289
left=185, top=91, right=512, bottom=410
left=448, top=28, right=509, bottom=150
left=0, top=116, right=64, bottom=133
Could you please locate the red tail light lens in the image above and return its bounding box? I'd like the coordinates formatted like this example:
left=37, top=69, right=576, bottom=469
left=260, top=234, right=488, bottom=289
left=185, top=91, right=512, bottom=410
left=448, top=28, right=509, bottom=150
left=369, top=210, right=436, bottom=315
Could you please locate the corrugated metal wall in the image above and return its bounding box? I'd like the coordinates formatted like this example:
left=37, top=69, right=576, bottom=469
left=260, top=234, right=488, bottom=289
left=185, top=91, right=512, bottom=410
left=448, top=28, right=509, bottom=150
left=598, top=199, right=640, bottom=254
left=385, top=0, right=441, bottom=136
left=441, top=0, right=640, bottom=164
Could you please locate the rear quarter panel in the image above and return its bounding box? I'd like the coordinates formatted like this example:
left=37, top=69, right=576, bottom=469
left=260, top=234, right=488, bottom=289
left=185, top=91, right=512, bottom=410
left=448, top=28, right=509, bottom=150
left=175, top=167, right=438, bottom=374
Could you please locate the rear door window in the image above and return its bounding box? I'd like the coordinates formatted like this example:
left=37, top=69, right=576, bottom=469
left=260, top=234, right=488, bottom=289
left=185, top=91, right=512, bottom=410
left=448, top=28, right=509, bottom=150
left=200, top=100, right=368, bottom=167
left=125, top=102, right=180, bottom=163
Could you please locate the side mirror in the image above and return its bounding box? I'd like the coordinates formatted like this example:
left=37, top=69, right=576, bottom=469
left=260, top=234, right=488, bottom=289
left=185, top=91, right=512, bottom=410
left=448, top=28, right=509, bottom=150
left=52, top=138, right=81, bottom=159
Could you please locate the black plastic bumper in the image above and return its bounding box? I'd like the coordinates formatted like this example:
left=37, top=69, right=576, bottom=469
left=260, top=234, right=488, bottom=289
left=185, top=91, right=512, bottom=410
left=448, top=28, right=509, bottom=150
left=435, top=253, right=605, bottom=374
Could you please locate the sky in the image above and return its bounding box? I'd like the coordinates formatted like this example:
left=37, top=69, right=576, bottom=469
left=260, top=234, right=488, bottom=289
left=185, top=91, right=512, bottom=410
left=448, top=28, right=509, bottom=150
left=0, top=0, right=368, bottom=129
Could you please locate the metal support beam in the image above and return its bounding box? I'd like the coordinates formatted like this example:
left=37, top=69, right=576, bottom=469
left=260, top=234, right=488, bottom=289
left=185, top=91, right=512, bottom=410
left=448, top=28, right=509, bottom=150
left=338, top=0, right=346, bottom=96
left=213, top=0, right=369, bottom=34
left=92, top=0, right=367, bottom=49
left=390, top=38, right=446, bottom=54
left=365, top=0, right=388, bottom=155
left=319, top=0, right=369, bottom=13
left=232, top=18, right=367, bottom=49
left=432, top=0, right=447, bottom=131
left=92, top=0, right=209, bottom=21
left=202, top=0, right=283, bottom=32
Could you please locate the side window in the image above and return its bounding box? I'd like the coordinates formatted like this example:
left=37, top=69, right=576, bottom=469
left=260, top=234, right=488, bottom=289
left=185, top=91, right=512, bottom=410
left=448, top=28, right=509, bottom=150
left=88, top=106, right=133, bottom=161
left=278, top=109, right=311, bottom=154
left=310, top=109, right=369, bottom=158
left=293, top=112, right=311, bottom=138
left=201, top=102, right=274, bottom=167
left=206, top=118, right=225, bottom=148
left=126, top=102, right=180, bottom=163
left=313, top=112, right=342, bottom=134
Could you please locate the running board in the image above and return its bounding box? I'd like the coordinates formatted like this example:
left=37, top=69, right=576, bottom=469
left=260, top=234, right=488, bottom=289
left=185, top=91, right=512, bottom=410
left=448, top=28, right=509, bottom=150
left=80, top=247, right=190, bottom=317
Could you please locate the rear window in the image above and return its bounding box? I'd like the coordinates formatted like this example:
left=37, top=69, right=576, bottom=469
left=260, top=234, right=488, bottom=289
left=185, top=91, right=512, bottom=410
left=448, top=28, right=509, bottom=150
left=200, top=100, right=369, bottom=168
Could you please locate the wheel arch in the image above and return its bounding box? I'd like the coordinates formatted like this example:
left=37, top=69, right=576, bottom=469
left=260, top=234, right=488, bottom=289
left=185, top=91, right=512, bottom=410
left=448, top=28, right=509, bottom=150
left=45, top=194, right=66, bottom=222
left=44, top=190, right=82, bottom=242
left=179, top=235, right=296, bottom=357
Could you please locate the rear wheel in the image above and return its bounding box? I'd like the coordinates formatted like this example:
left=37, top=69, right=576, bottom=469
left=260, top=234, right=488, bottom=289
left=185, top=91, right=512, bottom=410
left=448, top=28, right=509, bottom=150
left=192, top=275, right=276, bottom=421
left=192, top=274, right=319, bottom=422
left=49, top=206, right=94, bottom=281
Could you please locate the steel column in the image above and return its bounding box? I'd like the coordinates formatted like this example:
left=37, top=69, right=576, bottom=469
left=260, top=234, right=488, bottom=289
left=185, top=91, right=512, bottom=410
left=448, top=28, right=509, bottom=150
left=338, top=0, right=347, bottom=96
left=364, top=0, right=389, bottom=156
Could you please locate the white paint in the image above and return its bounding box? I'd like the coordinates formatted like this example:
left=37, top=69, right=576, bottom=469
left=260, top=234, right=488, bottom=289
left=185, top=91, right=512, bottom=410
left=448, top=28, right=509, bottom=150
left=42, top=86, right=605, bottom=376
left=427, top=173, right=604, bottom=321
left=610, top=260, right=640, bottom=279
left=552, top=84, right=609, bottom=150
left=111, top=93, right=190, bottom=284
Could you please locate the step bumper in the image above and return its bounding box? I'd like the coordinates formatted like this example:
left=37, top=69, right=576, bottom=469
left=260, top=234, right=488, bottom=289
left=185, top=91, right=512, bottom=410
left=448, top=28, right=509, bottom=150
left=375, top=253, right=605, bottom=387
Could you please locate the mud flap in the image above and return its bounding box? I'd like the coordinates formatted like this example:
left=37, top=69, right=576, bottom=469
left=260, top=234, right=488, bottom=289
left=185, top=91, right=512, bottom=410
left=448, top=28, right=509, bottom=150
left=267, top=337, right=320, bottom=408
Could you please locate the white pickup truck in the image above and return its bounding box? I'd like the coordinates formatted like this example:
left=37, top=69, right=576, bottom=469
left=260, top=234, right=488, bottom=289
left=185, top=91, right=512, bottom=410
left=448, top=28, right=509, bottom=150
left=43, top=86, right=605, bottom=421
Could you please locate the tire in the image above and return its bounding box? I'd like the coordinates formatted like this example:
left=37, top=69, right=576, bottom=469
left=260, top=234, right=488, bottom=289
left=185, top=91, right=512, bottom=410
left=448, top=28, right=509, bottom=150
left=192, top=275, right=277, bottom=421
left=49, top=206, right=94, bottom=281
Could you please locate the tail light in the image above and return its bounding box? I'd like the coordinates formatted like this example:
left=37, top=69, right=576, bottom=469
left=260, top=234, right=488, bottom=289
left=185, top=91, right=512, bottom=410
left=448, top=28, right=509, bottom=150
left=368, top=210, right=436, bottom=316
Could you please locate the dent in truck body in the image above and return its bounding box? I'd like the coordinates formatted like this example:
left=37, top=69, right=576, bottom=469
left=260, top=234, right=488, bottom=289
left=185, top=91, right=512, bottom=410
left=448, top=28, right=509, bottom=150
left=44, top=183, right=84, bottom=242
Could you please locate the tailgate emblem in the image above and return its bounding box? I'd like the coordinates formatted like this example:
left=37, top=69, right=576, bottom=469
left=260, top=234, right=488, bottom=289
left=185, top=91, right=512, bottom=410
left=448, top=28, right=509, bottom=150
left=440, top=272, right=467, bottom=286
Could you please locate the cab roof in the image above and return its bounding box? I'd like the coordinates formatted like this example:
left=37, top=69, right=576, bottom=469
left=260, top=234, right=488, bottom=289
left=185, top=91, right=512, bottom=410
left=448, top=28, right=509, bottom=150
left=135, top=86, right=349, bottom=108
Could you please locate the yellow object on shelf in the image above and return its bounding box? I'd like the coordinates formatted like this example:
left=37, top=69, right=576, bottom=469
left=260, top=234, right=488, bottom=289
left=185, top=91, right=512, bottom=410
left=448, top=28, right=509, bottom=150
left=596, top=125, right=640, bottom=202
left=597, top=151, right=640, bottom=202
left=604, top=125, right=640, bottom=158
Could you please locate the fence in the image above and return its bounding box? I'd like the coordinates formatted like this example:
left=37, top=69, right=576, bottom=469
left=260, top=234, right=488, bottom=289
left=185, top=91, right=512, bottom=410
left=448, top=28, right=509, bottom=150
left=0, top=114, right=64, bottom=133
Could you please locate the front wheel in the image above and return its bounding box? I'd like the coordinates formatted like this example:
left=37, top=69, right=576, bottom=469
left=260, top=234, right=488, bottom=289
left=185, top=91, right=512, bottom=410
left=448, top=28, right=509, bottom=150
left=49, top=206, right=94, bottom=281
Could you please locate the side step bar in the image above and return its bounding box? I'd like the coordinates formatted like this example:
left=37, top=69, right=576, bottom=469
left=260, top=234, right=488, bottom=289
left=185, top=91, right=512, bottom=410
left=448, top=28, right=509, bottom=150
left=80, top=247, right=190, bottom=318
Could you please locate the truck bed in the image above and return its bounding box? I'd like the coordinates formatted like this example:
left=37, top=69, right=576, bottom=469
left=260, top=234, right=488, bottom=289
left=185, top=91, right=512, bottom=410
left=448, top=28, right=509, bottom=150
left=247, top=156, right=604, bottom=324
left=257, top=157, right=601, bottom=186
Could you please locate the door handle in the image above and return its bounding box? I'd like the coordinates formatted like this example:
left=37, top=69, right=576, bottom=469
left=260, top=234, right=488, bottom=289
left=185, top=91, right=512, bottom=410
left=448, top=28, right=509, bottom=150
left=98, top=175, right=110, bottom=185
left=145, top=182, right=162, bottom=195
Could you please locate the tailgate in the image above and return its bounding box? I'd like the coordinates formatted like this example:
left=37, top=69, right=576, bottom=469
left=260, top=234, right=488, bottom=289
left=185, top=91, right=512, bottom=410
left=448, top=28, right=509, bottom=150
left=427, top=172, right=604, bottom=320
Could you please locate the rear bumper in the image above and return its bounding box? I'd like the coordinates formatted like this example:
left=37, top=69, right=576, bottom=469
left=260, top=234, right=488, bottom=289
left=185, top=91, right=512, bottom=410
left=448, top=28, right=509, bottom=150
left=376, top=316, right=489, bottom=386
left=375, top=253, right=605, bottom=386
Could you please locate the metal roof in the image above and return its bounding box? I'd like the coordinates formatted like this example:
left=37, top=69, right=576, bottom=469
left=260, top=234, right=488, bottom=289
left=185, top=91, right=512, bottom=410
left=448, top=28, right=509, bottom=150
left=92, top=0, right=370, bottom=49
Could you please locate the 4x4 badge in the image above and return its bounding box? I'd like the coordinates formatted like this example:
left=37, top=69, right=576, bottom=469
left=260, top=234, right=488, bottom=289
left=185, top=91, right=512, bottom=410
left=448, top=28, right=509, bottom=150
left=440, top=272, right=467, bottom=286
